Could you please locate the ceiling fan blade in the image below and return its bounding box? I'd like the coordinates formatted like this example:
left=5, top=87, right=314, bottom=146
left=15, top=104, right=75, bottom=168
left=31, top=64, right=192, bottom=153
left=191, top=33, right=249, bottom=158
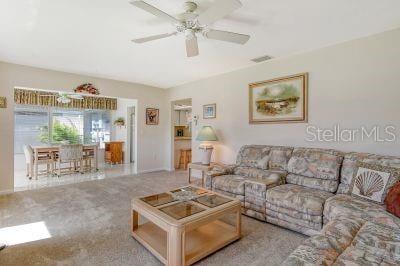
left=204, top=29, right=250, bottom=44
left=129, top=1, right=179, bottom=23
left=185, top=36, right=199, bottom=57
left=132, top=32, right=176, bottom=43
left=196, top=0, right=242, bottom=26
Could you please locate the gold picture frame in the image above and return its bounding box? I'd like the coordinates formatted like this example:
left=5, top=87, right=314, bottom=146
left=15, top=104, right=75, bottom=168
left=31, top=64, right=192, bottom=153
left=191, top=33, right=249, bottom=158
left=249, top=73, right=308, bottom=124
left=203, top=103, right=216, bottom=119
left=0, top=97, right=6, bottom=108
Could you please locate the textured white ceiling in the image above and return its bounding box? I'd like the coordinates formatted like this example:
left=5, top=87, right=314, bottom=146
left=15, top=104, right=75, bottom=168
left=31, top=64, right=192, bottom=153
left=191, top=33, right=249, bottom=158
left=0, top=0, right=400, bottom=88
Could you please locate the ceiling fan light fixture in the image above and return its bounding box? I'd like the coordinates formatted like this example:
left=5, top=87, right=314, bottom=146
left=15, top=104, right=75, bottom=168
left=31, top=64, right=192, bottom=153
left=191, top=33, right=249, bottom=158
left=185, top=29, right=195, bottom=39
left=57, top=96, right=71, bottom=104
left=130, top=0, right=250, bottom=57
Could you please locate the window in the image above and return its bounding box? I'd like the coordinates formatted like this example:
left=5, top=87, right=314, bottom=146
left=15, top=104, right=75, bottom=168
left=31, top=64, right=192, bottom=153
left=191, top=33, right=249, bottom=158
left=14, top=106, right=49, bottom=154
left=14, top=105, right=111, bottom=153
left=52, top=109, right=84, bottom=145
left=84, top=110, right=111, bottom=148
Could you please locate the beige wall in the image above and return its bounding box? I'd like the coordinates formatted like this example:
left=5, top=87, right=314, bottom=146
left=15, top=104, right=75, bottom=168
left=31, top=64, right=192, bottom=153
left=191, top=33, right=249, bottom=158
left=0, top=62, right=168, bottom=193
left=2, top=28, right=400, bottom=192
left=167, top=28, right=400, bottom=166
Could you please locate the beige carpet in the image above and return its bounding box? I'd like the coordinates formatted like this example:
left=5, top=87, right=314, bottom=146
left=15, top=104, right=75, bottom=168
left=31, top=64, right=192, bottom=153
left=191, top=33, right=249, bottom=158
left=0, top=171, right=306, bottom=266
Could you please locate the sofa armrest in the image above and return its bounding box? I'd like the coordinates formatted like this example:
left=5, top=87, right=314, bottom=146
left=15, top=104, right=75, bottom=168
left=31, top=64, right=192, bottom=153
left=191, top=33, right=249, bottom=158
left=212, top=164, right=236, bottom=173
left=245, top=172, right=285, bottom=198
left=205, top=164, right=236, bottom=189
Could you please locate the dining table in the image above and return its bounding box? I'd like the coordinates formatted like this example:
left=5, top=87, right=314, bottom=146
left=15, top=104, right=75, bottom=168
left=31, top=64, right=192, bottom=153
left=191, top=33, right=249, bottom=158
left=31, top=144, right=99, bottom=179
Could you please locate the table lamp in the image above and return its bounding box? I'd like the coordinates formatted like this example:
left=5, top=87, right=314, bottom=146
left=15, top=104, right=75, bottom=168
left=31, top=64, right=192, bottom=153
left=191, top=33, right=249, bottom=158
left=196, top=126, right=218, bottom=165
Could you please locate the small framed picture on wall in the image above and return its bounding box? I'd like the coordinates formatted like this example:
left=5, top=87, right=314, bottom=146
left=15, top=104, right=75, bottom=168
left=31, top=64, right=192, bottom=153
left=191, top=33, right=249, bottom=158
left=203, top=103, right=216, bottom=119
left=0, top=97, right=6, bottom=108
left=146, top=108, right=159, bottom=125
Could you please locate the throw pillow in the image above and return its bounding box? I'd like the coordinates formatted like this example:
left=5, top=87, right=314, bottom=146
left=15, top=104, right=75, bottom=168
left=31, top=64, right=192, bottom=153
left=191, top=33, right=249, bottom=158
left=385, top=182, right=400, bottom=217
left=351, top=162, right=400, bottom=204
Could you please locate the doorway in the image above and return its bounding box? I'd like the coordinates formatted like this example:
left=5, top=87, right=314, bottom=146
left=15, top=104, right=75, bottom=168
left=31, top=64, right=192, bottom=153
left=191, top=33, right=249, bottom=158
left=171, top=99, right=192, bottom=170
left=13, top=87, right=138, bottom=191
left=129, top=107, right=136, bottom=164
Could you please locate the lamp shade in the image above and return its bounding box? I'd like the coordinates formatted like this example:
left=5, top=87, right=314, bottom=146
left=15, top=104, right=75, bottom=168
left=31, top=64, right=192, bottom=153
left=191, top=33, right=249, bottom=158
left=196, top=126, right=218, bottom=141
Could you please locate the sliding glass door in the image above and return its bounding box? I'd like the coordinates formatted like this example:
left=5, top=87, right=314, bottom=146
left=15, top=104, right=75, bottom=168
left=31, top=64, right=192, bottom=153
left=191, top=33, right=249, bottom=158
left=14, top=106, right=49, bottom=154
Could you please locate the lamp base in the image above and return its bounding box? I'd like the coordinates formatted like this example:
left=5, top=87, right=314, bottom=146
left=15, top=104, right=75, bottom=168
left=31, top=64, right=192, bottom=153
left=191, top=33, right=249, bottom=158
left=199, top=144, right=213, bottom=165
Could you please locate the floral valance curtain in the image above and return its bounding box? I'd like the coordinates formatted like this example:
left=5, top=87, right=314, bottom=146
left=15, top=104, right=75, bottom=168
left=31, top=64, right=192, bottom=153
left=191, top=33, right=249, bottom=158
left=14, top=89, right=117, bottom=110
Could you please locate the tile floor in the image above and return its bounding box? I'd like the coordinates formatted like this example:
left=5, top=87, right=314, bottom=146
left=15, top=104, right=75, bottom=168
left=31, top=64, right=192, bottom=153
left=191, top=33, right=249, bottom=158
left=13, top=163, right=139, bottom=192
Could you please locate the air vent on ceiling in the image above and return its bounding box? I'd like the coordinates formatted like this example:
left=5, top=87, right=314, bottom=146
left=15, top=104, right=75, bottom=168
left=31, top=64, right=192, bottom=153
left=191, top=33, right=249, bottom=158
left=251, top=55, right=273, bottom=63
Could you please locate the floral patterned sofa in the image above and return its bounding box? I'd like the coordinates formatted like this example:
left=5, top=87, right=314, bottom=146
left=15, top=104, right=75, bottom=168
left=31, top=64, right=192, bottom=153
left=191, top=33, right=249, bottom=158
left=205, top=145, right=400, bottom=265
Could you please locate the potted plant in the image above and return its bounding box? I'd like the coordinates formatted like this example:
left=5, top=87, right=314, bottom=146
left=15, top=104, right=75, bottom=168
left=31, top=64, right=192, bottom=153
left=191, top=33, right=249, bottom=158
left=114, top=117, right=125, bottom=127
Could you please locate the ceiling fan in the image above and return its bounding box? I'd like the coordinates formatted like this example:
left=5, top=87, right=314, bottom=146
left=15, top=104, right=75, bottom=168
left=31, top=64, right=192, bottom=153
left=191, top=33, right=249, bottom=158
left=39, top=92, right=84, bottom=104
left=129, top=0, right=250, bottom=57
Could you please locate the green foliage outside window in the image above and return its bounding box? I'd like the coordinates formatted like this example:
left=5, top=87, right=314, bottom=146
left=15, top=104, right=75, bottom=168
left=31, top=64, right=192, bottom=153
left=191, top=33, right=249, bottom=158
left=39, top=119, right=82, bottom=144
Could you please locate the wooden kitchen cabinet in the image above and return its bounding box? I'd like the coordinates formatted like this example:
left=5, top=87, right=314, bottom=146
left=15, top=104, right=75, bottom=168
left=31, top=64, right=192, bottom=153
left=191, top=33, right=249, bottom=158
left=104, top=141, right=124, bottom=164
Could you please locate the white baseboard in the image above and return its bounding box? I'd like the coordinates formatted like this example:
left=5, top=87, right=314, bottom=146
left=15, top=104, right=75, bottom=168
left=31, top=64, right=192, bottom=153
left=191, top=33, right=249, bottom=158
left=0, top=189, right=14, bottom=195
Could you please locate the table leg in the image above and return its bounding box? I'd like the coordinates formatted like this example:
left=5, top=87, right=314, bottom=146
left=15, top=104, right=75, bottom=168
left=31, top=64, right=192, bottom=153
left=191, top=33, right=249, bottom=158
left=236, top=206, right=242, bottom=237
left=201, top=170, right=204, bottom=187
left=131, top=210, right=139, bottom=232
left=34, top=151, right=38, bottom=180
left=94, top=146, right=98, bottom=171
left=168, top=227, right=183, bottom=266
left=188, top=167, right=191, bottom=184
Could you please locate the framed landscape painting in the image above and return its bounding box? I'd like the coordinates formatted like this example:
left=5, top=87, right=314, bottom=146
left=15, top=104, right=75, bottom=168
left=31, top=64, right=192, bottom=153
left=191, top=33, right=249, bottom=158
left=249, top=73, right=308, bottom=123
left=146, top=108, right=159, bottom=125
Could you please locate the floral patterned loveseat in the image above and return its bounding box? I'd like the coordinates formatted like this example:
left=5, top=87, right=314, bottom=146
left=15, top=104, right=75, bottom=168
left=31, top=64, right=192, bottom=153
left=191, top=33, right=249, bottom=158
left=205, top=145, right=400, bottom=265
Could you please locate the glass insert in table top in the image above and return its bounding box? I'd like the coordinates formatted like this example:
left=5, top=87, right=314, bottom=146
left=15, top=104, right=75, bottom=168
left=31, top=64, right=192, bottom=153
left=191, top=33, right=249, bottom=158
left=140, top=193, right=177, bottom=207
left=195, top=194, right=232, bottom=208
left=170, top=186, right=207, bottom=196
left=160, top=201, right=205, bottom=220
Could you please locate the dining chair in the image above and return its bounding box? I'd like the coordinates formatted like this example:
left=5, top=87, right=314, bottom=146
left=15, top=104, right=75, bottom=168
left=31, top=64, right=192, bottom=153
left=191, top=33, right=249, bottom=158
left=55, top=144, right=84, bottom=177
left=83, top=148, right=95, bottom=172
left=23, top=145, right=54, bottom=180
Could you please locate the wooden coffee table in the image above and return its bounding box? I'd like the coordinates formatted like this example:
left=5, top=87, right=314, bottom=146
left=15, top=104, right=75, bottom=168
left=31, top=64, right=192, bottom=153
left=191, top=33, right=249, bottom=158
left=131, top=186, right=241, bottom=266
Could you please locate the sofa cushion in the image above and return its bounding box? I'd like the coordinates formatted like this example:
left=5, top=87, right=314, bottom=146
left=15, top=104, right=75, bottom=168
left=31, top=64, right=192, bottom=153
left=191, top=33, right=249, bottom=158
left=334, top=246, right=400, bottom=265
left=266, top=202, right=322, bottom=223
left=283, top=217, right=364, bottom=266
left=236, top=145, right=271, bottom=169
left=285, top=217, right=400, bottom=266
left=212, top=175, right=247, bottom=195
left=334, top=222, right=400, bottom=265
left=288, top=148, right=343, bottom=180
left=286, top=148, right=343, bottom=192
left=324, top=194, right=400, bottom=229
left=266, top=184, right=334, bottom=216
left=213, top=188, right=244, bottom=203
left=352, top=222, right=400, bottom=257
left=268, top=146, right=293, bottom=171
left=350, top=162, right=400, bottom=204
left=282, top=234, right=342, bottom=265
left=286, top=173, right=339, bottom=193
left=338, top=152, right=400, bottom=194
